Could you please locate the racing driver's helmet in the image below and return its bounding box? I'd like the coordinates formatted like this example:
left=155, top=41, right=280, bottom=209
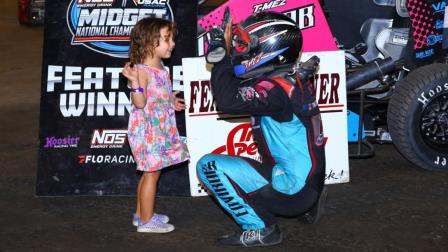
left=231, top=11, right=303, bottom=79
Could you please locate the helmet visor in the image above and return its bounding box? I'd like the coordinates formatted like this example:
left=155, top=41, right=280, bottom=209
left=232, top=25, right=252, bottom=55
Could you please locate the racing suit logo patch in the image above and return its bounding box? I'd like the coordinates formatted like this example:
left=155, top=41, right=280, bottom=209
left=238, top=86, right=259, bottom=101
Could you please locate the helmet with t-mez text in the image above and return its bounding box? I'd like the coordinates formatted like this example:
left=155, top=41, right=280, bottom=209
left=231, top=11, right=303, bottom=79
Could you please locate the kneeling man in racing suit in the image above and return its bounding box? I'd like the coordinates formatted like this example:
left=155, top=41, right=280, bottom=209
left=196, top=11, right=327, bottom=247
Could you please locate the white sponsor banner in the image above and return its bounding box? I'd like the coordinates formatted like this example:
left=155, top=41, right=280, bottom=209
left=183, top=51, right=349, bottom=196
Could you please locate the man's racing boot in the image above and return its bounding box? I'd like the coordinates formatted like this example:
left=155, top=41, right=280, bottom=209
left=217, top=224, right=282, bottom=247
left=298, top=186, right=328, bottom=224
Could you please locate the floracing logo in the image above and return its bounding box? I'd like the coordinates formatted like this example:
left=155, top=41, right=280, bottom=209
left=43, top=135, right=80, bottom=149
left=90, top=129, right=127, bottom=148
left=78, top=154, right=135, bottom=164
left=66, top=0, right=173, bottom=57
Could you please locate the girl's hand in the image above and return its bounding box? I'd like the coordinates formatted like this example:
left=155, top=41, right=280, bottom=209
left=122, top=62, right=139, bottom=87
left=173, top=91, right=186, bottom=111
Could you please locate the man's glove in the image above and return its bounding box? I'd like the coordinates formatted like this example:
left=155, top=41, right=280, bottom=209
left=205, top=27, right=227, bottom=64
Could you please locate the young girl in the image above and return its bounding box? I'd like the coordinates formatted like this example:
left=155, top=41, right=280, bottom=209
left=122, top=17, right=189, bottom=233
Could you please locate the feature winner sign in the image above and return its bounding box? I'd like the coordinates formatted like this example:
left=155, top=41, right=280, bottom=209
left=186, top=0, right=349, bottom=196
left=37, top=0, right=197, bottom=196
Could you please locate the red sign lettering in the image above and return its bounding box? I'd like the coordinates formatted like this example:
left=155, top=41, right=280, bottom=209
left=212, top=123, right=258, bottom=157
left=189, top=80, right=216, bottom=114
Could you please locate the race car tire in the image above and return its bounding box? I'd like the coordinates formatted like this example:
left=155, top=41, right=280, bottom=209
left=388, top=63, right=448, bottom=171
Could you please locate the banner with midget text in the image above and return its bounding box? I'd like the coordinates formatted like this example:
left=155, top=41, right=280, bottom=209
left=36, top=0, right=197, bottom=196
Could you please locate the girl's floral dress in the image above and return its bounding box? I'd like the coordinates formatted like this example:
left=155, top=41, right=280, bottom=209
left=128, top=64, right=189, bottom=172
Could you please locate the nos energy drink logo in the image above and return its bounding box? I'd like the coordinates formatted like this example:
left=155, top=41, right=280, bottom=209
left=66, top=0, right=173, bottom=58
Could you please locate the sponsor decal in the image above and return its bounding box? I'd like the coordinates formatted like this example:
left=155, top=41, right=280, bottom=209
left=241, top=52, right=265, bottom=70
left=200, top=160, right=249, bottom=217
left=417, top=82, right=448, bottom=105
left=316, top=134, right=324, bottom=145
left=240, top=48, right=288, bottom=73
left=76, top=0, right=115, bottom=7
left=237, top=86, right=259, bottom=101
left=435, top=19, right=444, bottom=29
left=90, top=129, right=127, bottom=148
left=432, top=1, right=446, bottom=13
left=212, top=123, right=260, bottom=161
left=253, top=0, right=287, bottom=13
left=415, top=48, right=435, bottom=59
left=78, top=154, right=135, bottom=163
left=44, top=136, right=80, bottom=148
left=434, top=155, right=447, bottom=166
left=391, top=33, right=408, bottom=46
left=311, top=114, right=324, bottom=146
left=426, top=34, right=444, bottom=46
left=66, top=0, right=173, bottom=57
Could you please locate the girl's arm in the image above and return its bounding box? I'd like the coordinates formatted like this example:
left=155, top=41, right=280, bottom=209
left=122, top=63, right=148, bottom=109
left=173, top=91, right=186, bottom=111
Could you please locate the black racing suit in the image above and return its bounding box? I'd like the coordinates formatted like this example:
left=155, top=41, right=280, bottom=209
left=196, top=57, right=326, bottom=230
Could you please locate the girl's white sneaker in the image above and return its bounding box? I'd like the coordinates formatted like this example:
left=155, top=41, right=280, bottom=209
left=132, top=213, right=169, bottom=226
left=137, top=218, right=174, bottom=233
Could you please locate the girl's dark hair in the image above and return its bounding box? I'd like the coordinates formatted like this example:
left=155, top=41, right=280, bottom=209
left=129, top=17, right=175, bottom=64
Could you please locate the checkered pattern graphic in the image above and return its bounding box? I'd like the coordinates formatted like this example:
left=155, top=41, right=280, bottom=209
left=407, top=0, right=438, bottom=49
left=197, top=183, right=209, bottom=194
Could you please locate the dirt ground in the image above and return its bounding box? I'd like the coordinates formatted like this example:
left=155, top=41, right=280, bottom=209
left=1, top=1, right=447, bottom=251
